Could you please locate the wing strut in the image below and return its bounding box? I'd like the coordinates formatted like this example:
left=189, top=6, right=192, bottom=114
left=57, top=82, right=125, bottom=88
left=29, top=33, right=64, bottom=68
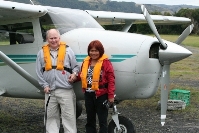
left=0, top=51, right=43, bottom=92
left=121, top=20, right=133, bottom=32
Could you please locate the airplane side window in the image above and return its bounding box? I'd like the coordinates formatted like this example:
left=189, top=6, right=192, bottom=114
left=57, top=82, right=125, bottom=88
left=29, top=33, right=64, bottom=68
left=149, top=43, right=159, bottom=59
left=40, top=14, right=56, bottom=42
left=0, top=22, right=34, bottom=45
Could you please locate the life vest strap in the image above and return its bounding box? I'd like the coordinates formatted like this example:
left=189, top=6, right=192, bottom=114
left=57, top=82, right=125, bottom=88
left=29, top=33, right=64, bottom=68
left=87, top=83, right=108, bottom=89
left=42, top=66, right=72, bottom=74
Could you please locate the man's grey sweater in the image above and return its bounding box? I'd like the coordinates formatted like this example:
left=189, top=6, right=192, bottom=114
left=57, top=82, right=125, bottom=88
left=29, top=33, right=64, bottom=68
left=36, top=46, right=80, bottom=90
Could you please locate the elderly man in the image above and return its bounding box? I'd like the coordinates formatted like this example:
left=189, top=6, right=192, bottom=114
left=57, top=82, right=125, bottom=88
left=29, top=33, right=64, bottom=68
left=36, top=29, right=79, bottom=133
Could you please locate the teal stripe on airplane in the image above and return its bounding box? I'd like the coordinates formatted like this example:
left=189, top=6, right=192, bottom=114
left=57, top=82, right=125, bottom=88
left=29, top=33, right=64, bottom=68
left=0, top=54, right=136, bottom=63
left=75, top=55, right=87, bottom=58
left=110, top=55, right=136, bottom=62
left=7, top=55, right=37, bottom=58
left=0, top=59, right=36, bottom=63
left=110, top=59, right=125, bottom=62
left=111, top=55, right=136, bottom=58
left=11, top=59, right=36, bottom=62
left=75, top=55, right=87, bottom=62
left=0, top=55, right=37, bottom=63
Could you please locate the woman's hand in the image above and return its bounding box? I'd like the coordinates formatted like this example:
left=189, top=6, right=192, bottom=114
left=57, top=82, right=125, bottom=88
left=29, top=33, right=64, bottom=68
left=108, top=98, right=114, bottom=103
left=68, top=73, right=77, bottom=83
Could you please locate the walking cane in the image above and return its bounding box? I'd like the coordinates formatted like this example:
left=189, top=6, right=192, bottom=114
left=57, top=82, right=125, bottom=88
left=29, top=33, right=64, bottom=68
left=44, top=93, right=51, bottom=133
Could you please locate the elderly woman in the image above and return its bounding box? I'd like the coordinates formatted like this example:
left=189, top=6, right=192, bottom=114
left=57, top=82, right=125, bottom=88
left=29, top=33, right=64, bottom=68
left=78, top=40, right=115, bottom=133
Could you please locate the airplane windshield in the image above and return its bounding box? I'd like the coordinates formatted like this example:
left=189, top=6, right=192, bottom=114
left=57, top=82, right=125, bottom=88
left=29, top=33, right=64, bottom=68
left=41, top=7, right=103, bottom=34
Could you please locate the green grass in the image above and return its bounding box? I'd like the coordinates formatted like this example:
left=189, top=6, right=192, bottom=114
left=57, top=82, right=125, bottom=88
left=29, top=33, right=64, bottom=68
left=148, top=34, right=199, bottom=47
left=170, top=46, right=199, bottom=80
left=160, top=34, right=199, bottom=47
left=180, top=35, right=199, bottom=47
left=0, top=41, right=9, bottom=45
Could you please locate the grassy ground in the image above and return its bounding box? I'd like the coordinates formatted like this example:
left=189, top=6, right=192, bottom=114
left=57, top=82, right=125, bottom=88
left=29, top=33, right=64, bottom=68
left=160, top=35, right=199, bottom=47
left=0, top=41, right=9, bottom=45
left=148, top=34, right=199, bottom=47
left=170, top=48, right=199, bottom=80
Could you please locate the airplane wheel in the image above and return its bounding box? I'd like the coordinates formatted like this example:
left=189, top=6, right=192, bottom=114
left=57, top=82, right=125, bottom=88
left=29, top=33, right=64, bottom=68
left=108, top=116, right=136, bottom=133
left=76, top=101, right=82, bottom=119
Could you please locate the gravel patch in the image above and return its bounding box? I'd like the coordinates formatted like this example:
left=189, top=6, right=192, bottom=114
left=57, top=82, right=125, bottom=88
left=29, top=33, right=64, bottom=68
left=171, top=78, right=199, bottom=88
left=0, top=93, right=199, bottom=133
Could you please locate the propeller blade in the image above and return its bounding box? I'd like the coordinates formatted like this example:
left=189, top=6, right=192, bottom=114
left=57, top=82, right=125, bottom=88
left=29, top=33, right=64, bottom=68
left=141, top=5, right=167, bottom=50
left=175, top=24, right=194, bottom=44
left=160, top=64, right=170, bottom=126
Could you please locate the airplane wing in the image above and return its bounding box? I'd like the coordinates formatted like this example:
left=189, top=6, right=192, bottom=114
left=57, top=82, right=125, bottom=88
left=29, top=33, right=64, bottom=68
left=0, top=1, right=47, bottom=22
left=85, top=10, right=191, bottom=25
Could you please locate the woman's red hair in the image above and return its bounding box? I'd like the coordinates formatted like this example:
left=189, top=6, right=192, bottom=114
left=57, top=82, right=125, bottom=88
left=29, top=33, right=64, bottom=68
left=88, top=40, right=104, bottom=57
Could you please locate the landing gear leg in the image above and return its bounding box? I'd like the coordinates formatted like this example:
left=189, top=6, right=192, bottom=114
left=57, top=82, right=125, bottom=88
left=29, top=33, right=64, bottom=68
left=111, top=103, right=122, bottom=132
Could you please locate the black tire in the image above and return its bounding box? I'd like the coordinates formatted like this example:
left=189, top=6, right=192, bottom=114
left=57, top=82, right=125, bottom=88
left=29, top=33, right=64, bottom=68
left=76, top=101, right=82, bottom=119
left=108, top=115, right=136, bottom=133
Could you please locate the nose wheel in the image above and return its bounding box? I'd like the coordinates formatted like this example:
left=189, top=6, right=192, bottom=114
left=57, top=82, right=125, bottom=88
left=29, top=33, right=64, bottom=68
left=108, top=115, right=135, bottom=133
left=108, top=104, right=136, bottom=133
left=113, top=123, right=127, bottom=133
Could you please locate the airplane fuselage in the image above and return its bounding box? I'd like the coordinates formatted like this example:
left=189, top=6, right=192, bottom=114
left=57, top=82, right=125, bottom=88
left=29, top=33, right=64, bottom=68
left=0, top=27, right=162, bottom=101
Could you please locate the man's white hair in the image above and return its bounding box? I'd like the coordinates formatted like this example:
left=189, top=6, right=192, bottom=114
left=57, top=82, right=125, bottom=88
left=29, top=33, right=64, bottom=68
left=46, top=29, right=60, bottom=39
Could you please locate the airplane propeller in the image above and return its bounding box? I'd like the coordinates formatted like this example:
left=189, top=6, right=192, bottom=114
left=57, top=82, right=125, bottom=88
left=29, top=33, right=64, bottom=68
left=141, top=5, right=192, bottom=126
left=141, top=5, right=170, bottom=125
left=175, top=24, right=194, bottom=44
left=141, top=5, right=167, bottom=50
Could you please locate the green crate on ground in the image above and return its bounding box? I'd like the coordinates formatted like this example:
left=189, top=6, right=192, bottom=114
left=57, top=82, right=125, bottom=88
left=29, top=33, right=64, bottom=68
left=170, top=89, right=190, bottom=105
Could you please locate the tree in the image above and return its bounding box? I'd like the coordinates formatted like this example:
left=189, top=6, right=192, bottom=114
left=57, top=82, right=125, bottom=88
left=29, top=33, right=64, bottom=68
left=176, top=8, right=199, bottom=34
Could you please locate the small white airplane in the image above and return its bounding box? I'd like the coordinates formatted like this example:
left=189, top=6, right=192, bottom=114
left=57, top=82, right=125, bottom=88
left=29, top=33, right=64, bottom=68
left=0, top=0, right=193, bottom=132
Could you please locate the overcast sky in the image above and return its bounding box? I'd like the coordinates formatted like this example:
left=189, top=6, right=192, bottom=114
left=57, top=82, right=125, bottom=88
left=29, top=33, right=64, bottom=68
left=111, top=0, right=199, bottom=6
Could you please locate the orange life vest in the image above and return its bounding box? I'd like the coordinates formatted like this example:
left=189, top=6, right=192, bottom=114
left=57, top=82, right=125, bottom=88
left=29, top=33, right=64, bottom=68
left=81, top=54, right=108, bottom=91
left=42, top=42, right=66, bottom=71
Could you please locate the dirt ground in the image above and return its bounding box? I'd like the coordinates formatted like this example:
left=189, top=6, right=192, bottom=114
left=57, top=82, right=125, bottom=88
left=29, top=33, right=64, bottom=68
left=0, top=88, right=199, bottom=133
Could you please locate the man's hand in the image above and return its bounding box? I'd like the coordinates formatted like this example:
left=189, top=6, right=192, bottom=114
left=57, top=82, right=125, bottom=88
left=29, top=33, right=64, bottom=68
left=68, top=73, right=77, bottom=83
left=44, top=86, right=51, bottom=94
